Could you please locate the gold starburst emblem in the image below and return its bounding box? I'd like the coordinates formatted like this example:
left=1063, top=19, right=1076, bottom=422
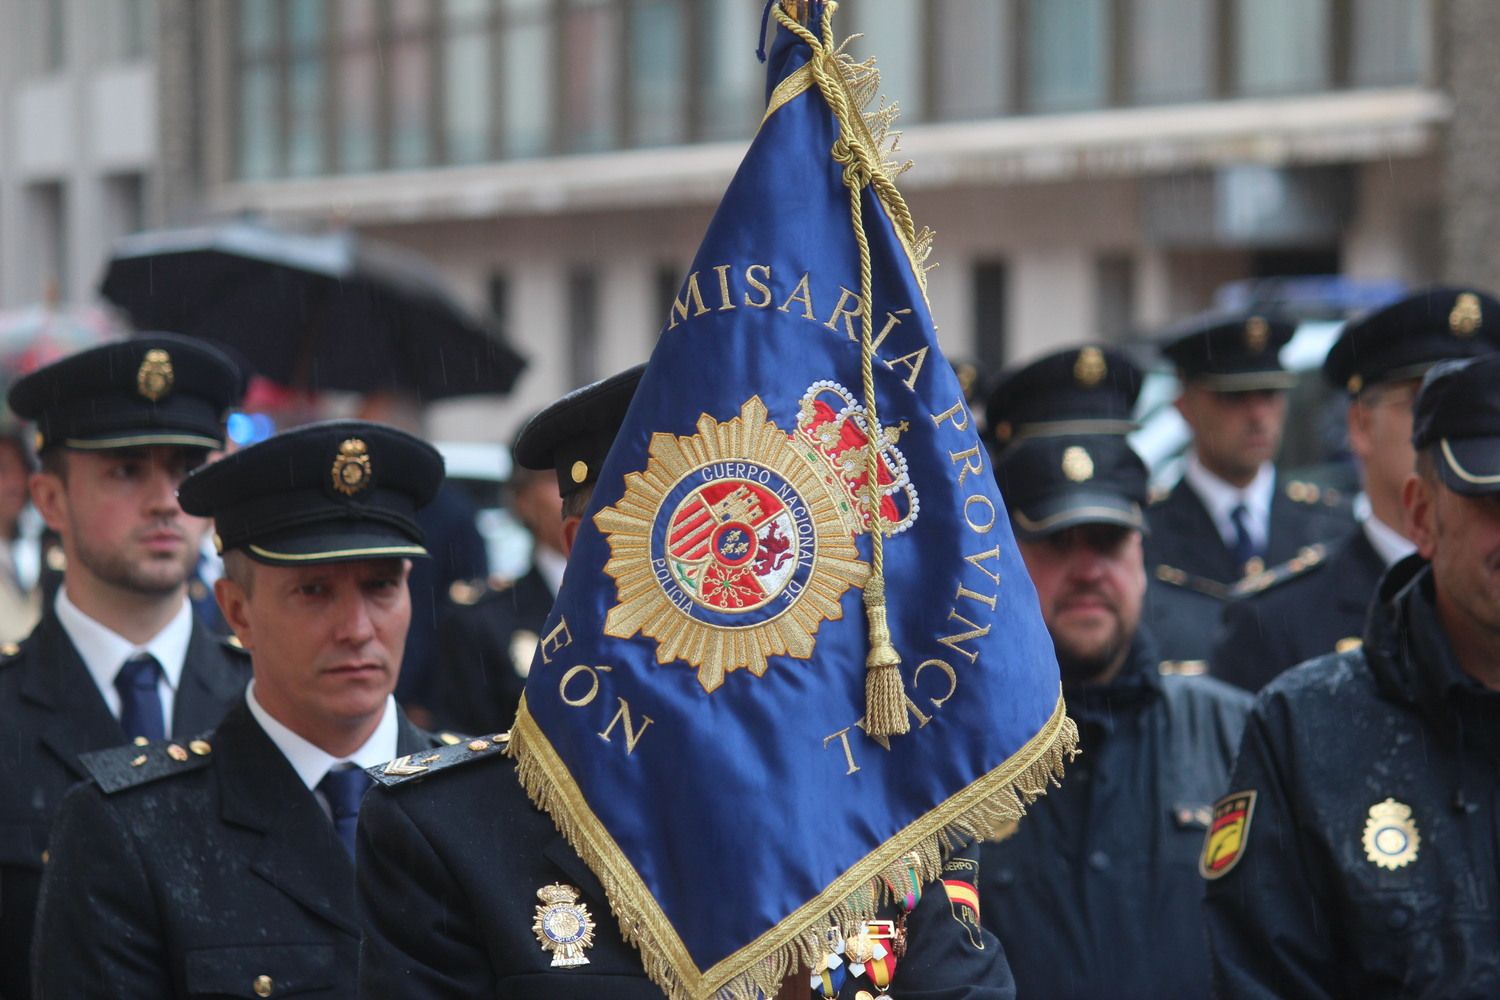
left=136, top=349, right=174, bottom=401
left=532, top=884, right=595, bottom=968
left=1074, top=347, right=1107, bottom=387
left=1362, top=798, right=1419, bottom=870
left=594, top=397, right=867, bottom=692
left=1062, top=446, right=1094, bottom=483
left=1450, top=292, right=1482, bottom=337
left=331, top=438, right=372, bottom=496
left=1245, top=317, right=1270, bottom=353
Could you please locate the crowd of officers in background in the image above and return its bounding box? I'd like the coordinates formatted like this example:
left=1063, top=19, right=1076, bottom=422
left=1, top=285, right=1498, bottom=998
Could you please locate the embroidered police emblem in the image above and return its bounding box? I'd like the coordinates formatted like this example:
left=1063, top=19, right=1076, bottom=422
left=136, top=349, right=174, bottom=401
left=941, top=856, right=984, bottom=949
left=331, top=438, right=372, bottom=496
left=1073, top=347, right=1107, bottom=387
left=1450, top=292, right=1482, bottom=337
left=1062, top=446, right=1094, bottom=483
left=595, top=396, right=871, bottom=692
left=1363, top=798, right=1420, bottom=870
left=1200, top=790, right=1256, bottom=879
left=1245, top=316, right=1270, bottom=353
left=533, top=883, right=595, bottom=967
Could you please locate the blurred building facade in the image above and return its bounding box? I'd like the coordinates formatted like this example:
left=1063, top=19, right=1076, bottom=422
left=8, top=0, right=1497, bottom=441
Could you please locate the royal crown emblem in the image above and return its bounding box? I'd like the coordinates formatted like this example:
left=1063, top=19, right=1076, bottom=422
left=794, top=381, right=919, bottom=537
left=532, top=884, right=595, bottom=968
left=595, top=396, right=870, bottom=692
left=331, top=438, right=372, bottom=496
left=1450, top=293, right=1482, bottom=337
left=136, top=349, right=174, bottom=402
left=1062, top=446, right=1094, bottom=483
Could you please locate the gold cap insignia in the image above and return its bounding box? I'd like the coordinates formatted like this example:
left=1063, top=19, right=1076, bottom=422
left=331, top=438, right=372, bottom=496
left=1245, top=317, right=1270, bottom=353
left=1062, top=445, right=1094, bottom=483
left=1363, top=798, right=1419, bottom=870
left=1074, top=347, right=1107, bottom=387
left=1450, top=292, right=1482, bottom=337
left=533, top=883, right=595, bottom=967
left=570, top=460, right=589, bottom=484
left=136, top=349, right=174, bottom=401
left=1346, top=374, right=1363, bottom=395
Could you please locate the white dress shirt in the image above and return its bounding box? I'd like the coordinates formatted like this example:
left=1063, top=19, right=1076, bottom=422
left=56, top=587, right=192, bottom=726
left=245, top=681, right=400, bottom=819
left=1182, top=453, right=1275, bottom=554
left=533, top=543, right=567, bottom=597
left=1362, top=511, right=1416, bottom=568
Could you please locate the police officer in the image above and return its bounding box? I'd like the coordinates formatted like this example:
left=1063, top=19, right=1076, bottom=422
left=357, top=367, right=1016, bottom=999
left=434, top=460, right=565, bottom=734
left=1146, top=314, right=1349, bottom=588
left=1212, top=287, right=1500, bottom=690
left=981, top=429, right=1250, bottom=999
left=1203, top=352, right=1500, bottom=996
left=0, top=335, right=250, bottom=1000
left=30, top=421, right=449, bottom=999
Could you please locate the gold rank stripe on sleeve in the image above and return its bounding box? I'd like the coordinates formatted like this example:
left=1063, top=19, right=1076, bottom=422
left=1200, top=791, right=1257, bottom=880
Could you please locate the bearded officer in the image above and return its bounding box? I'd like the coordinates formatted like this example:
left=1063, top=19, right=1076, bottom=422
left=979, top=428, right=1250, bottom=999
left=1212, top=287, right=1500, bottom=690
left=0, top=335, right=250, bottom=1000
left=1204, top=352, right=1500, bottom=997
left=30, top=421, right=449, bottom=999
left=1145, top=314, right=1350, bottom=589
left=356, top=366, right=1016, bottom=999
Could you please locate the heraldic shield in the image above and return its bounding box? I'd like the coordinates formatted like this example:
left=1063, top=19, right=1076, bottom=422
left=507, top=4, right=1076, bottom=998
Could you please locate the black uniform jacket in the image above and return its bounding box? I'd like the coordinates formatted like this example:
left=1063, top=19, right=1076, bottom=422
left=434, top=567, right=554, bottom=735
left=357, top=737, right=1017, bottom=999
left=1143, top=573, right=1232, bottom=665
left=1144, top=476, right=1350, bottom=587
left=981, top=630, right=1250, bottom=1000
left=1210, top=525, right=1385, bottom=691
left=30, top=700, right=439, bottom=999
left=0, top=612, right=249, bottom=1000
left=1204, top=557, right=1500, bottom=998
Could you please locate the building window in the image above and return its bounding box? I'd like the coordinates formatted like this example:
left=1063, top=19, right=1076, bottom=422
left=500, top=0, right=555, bottom=158
left=25, top=182, right=68, bottom=302
left=286, top=0, right=328, bottom=177
left=972, top=260, right=1008, bottom=373
left=1234, top=0, right=1331, bottom=96
left=102, top=0, right=155, bottom=62
left=567, top=267, right=601, bottom=387
left=697, top=0, right=760, bottom=141
left=236, top=0, right=282, bottom=180
left=443, top=0, right=496, bottom=165
left=1351, top=0, right=1428, bottom=87
left=627, top=0, right=687, bottom=147
left=390, top=0, right=436, bottom=169
left=336, top=0, right=380, bottom=173
left=1023, top=0, right=1110, bottom=113
left=1130, top=0, right=1213, bottom=105
left=103, top=173, right=148, bottom=245
left=1095, top=254, right=1136, bottom=341
left=847, top=0, right=926, bottom=124
left=561, top=0, right=622, bottom=154
left=932, top=0, right=1013, bottom=121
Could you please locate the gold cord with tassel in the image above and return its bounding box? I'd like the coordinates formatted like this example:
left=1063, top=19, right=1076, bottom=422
left=775, top=0, right=908, bottom=735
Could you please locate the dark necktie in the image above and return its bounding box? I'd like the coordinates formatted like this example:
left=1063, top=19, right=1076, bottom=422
left=1229, top=503, right=1258, bottom=570
left=319, top=765, right=373, bottom=858
left=114, top=653, right=165, bottom=742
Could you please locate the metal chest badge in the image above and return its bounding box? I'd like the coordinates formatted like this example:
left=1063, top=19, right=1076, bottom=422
left=136, top=349, right=174, bottom=401
left=532, top=883, right=595, bottom=967
left=331, top=438, right=372, bottom=496
left=1363, top=798, right=1420, bottom=870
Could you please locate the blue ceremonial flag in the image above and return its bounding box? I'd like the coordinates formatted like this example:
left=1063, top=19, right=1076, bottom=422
left=509, top=4, right=1075, bottom=998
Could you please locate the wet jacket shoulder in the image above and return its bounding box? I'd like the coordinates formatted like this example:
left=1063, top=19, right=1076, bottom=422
left=31, top=701, right=440, bottom=1000
left=358, top=737, right=1016, bottom=999
left=0, top=614, right=247, bottom=1000
left=981, top=634, right=1249, bottom=1000
left=1204, top=557, right=1500, bottom=999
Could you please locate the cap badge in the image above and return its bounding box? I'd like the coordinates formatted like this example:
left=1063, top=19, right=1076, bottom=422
left=331, top=438, right=373, bottom=496
left=1245, top=317, right=1270, bottom=353
left=1363, top=798, right=1420, bottom=870
left=1062, top=446, right=1094, bottom=483
left=1074, top=347, right=1107, bottom=387
left=533, top=883, right=595, bottom=967
left=136, top=349, right=174, bottom=402
left=1450, top=292, right=1482, bottom=337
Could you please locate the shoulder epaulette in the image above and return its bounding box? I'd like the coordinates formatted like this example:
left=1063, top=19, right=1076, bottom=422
left=436, top=730, right=465, bottom=746
left=367, top=730, right=510, bottom=789
left=1230, top=543, right=1327, bottom=598
left=1284, top=480, right=1348, bottom=510
left=448, top=576, right=514, bottom=607
left=81, top=735, right=216, bottom=794
left=1152, top=564, right=1232, bottom=600
left=1159, top=659, right=1208, bottom=676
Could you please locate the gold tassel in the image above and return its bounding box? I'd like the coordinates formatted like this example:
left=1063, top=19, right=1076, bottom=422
left=863, top=576, right=908, bottom=736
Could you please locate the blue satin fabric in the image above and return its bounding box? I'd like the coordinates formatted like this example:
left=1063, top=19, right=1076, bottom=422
left=523, top=9, right=1061, bottom=976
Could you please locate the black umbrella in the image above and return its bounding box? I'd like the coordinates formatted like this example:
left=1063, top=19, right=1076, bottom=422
left=100, top=221, right=526, bottom=401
